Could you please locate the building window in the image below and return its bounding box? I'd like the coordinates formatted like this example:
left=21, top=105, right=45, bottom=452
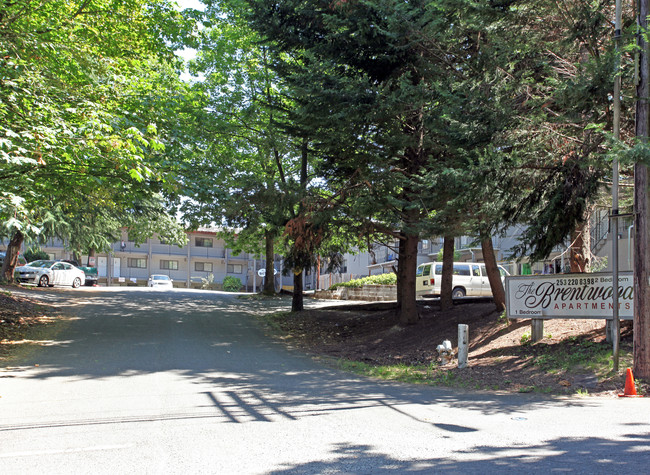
left=160, top=260, right=179, bottom=270
left=227, top=264, right=242, bottom=274
left=128, top=258, right=147, bottom=268
left=341, top=260, right=348, bottom=273
left=195, top=262, right=213, bottom=272
left=195, top=237, right=213, bottom=248
left=422, top=239, right=429, bottom=250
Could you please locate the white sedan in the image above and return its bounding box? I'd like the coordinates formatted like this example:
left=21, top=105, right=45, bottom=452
left=148, top=274, right=173, bottom=289
left=15, top=260, right=85, bottom=288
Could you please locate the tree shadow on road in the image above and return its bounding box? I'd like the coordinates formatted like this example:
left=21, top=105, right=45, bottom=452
left=267, top=432, right=650, bottom=474
left=2, top=289, right=617, bottom=420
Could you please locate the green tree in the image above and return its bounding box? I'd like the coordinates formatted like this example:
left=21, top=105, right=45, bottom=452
left=247, top=0, right=527, bottom=322
left=181, top=0, right=354, bottom=308
left=0, top=0, right=196, bottom=280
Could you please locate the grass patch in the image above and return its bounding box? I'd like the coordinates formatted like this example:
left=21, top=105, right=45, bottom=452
left=524, top=337, right=632, bottom=379
left=337, top=360, right=440, bottom=384
left=336, top=360, right=468, bottom=387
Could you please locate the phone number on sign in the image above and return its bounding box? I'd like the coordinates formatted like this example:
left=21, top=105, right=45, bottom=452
left=555, top=278, right=598, bottom=286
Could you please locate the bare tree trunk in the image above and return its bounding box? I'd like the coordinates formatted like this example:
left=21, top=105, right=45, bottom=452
left=292, top=269, right=303, bottom=312
left=440, top=236, right=454, bottom=310
left=635, top=0, right=650, bottom=379
left=289, top=138, right=309, bottom=312
left=482, top=237, right=506, bottom=312
left=1, top=230, right=24, bottom=282
left=569, top=225, right=589, bottom=273
left=398, top=233, right=420, bottom=325
left=395, top=237, right=406, bottom=309
left=263, top=230, right=276, bottom=295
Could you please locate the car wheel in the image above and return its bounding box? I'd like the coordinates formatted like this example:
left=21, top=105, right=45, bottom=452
left=452, top=287, right=466, bottom=299
left=38, top=275, right=49, bottom=287
left=72, top=277, right=81, bottom=288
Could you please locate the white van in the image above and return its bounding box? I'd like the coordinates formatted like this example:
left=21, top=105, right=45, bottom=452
left=416, top=261, right=509, bottom=299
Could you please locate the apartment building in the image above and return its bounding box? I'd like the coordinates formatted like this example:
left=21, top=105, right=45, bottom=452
left=1, top=228, right=273, bottom=292
left=2, top=210, right=627, bottom=290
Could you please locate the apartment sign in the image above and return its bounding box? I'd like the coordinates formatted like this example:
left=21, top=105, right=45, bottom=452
left=506, top=272, right=634, bottom=320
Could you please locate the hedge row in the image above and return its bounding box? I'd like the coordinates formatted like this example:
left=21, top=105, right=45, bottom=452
left=330, top=273, right=397, bottom=290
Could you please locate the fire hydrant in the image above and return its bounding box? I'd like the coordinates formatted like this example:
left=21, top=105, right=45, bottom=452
left=436, top=339, right=454, bottom=365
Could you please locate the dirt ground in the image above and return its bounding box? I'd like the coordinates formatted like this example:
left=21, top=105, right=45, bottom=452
left=271, top=297, right=645, bottom=397
left=0, top=290, right=60, bottom=359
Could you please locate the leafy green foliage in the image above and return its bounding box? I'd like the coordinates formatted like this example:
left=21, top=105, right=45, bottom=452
left=0, top=0, right=197, bottom=275
left=222, top=276, right=243, bottom=292
left=23, top=248, right=50, bottom=263
left=245, top=0, right=530, bottom=321
left=436, top=249, right=461, bottom=262
left=330, top=273, right=396, bottom=290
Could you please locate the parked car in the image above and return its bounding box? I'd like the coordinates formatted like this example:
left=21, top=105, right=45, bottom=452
left=15, top=260, right=85, bottom=288
left=416, top=261, right=510, bottom=298
left=60, top=259, right=98, bottom=286
left=148, top=274, right=173, bottom=289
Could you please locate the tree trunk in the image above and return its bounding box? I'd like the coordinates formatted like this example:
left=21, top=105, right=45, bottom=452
left=482, top=237, right=506, bottom=312
left=395, top=237, right=406, bottom=309
left=1, top=230, right=24, bottom=282
left=398, top=233, right=419, bottom=325
left=440, top=236, right=455, bottom=310
left=263, top=230, right=276, bottom=295
left=635, top=0, right=650, bottom=379
left=569, top=225, right=589, bottom=273
left=289, top=138, right=309, bottom=312
left=292, top=269, right=303, bottom=312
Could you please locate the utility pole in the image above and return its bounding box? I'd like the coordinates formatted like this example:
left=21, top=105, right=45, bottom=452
left=635, top=0, right=650, bottom=379
left=612, top=0, right=622, bottom=371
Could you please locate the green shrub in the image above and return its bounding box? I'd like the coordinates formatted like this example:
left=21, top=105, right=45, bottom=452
left=436, top=248, right=462, bottom=262
left=222, top=276, right=243, bottom=292
left=330, top=273, right=397, bottom=290
left=24, top=247, right=49, bottom=263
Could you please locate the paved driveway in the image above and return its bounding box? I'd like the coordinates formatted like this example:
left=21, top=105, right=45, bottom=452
left=1, top=287, right=649, bottom=474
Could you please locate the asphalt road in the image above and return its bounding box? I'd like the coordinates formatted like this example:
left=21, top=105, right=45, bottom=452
left=1, top=287, right=649, bottom=474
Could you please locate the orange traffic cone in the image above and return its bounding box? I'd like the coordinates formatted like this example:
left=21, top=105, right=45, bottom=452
left=619, top=368, right=642, bottom=397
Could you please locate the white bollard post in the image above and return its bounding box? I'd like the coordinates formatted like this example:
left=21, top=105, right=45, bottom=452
left=458, top=324, right=469, bottom=369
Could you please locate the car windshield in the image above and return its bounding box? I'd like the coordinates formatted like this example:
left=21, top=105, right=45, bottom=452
left=27, top=260, right=56, bottom=268
left=153, top=275, right=170, bottom=281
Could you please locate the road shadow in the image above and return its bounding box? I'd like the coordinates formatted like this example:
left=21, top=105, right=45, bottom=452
left=266, top=433, right=650, bottom=474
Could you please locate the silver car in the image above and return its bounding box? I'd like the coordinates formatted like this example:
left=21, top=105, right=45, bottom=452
left=15, top=260, right=85, bottom=288
left=147, top=274, right=173, bottom=289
